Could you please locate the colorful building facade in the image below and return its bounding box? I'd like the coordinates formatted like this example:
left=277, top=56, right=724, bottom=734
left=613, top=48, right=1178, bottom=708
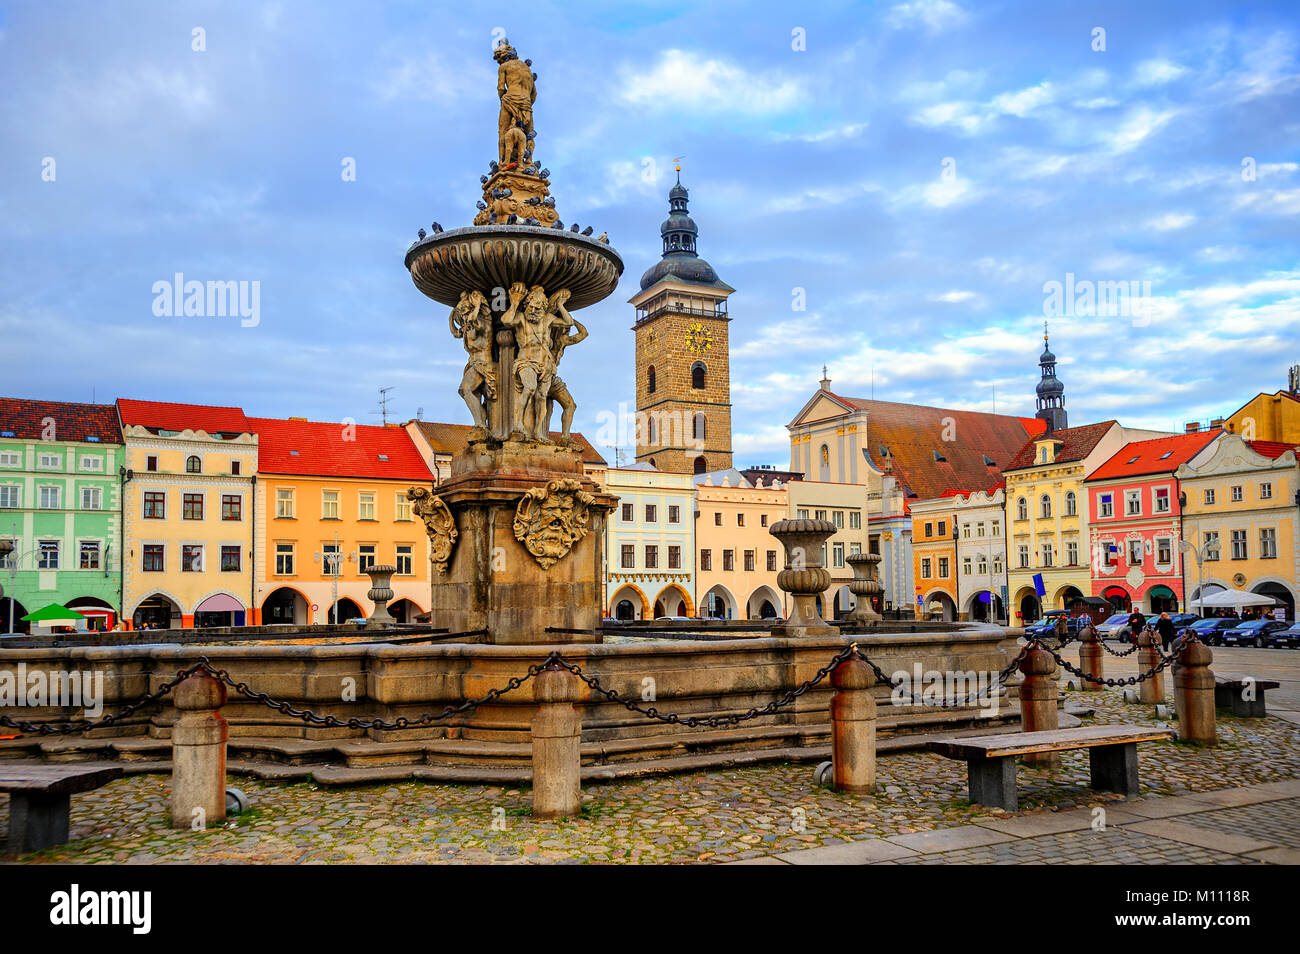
left=695, top=469, right=786, bottom=619
left=909, top=496, right=958, bottom=620
left=952, top=487, right=1008, bottom=623
left=0, top=400, right=124, bottom=632
left=787, top=478, right=871, bottom=619
left=603, top=466, right=696, bottom=619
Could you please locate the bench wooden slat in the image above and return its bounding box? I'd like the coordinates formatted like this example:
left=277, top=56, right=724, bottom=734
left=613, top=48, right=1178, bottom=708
left=0, top=764, right=124, bottom=795
left=928, top=725, right=1173, bottom=761
left=1214, top=673, right=1280, bottom=691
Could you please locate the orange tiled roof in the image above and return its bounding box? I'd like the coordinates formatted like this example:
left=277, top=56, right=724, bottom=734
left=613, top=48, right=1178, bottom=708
left=117, top=398, right=251, bottom=435
left=1245, top=439, right=1300, bottom=461
left=1087, top=430, right=1221, bottom=482
left=826, top=393, right=1047, bottom=499
left=0, top=398, right=121, bottom=443
left=412, top=421, right=607, bottom=466
left=249, top=417, right=434, bottom=480
left=1003, top=420, right=1118, bottom=473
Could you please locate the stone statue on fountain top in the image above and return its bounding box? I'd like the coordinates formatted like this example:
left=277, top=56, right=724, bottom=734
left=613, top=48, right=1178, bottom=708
left=493, top=40, right=536, bottom=167
left=449, top=289, right=496, bottom=442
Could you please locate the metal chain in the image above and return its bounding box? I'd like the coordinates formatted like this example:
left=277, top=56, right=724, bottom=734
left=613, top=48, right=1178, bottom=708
left=855, top=643, right=1029, bottom=709
left=1045, top=640, right=1184, bottom=688
left=0, top=661, right=209, bottom=735
left=1099, top=638, right=1141, bottom=658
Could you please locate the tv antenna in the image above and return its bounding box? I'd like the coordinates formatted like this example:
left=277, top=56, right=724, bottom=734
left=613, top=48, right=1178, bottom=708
left=376, top=387, right=395, bottom=425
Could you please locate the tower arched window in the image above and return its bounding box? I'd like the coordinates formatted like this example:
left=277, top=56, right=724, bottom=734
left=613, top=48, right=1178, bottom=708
left=1017, top=497, right=1028, bottom=521
left=693, top=456, right=707, bottom=475
left=647, top=365, right=656, bottom=394
left=648, top=417, right=656, bottom=444
left=186, top=455, right=201, bottom=474
left=691, top=362, right=706, bottom=390
left=1065, top=491, right=1077, bottom=516
left=1040, top=494, right=1052, bottom=519
left=693, top=412, right=707, bottom=442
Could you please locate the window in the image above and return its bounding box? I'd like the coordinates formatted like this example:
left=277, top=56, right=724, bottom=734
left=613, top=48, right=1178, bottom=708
left=143, top=544, right=165, bottom=572
left=647, top=366, right=656, bottom=394
left=143, top=491, right=165, bottom=518
left=964, top=524, right=973, bottom=539
left=39, top=453, right=61, bottom=469
left=1260, top=527, right=1277, bottom=559
left=1154, top=488, right=1170, bottom=513
left=849, top=511, right=860, bottom=529
left=668, top=545, right=681, bottom=569
left=322, top=543, right=340, bottom=576
left=1156, top=538, right=1172, bottom=565
left=722, top=550, right=734, bottom=571
left=668, top=505, right=680, bottom=523
left=1040, top=495, right=1052, bottom=519
left=275, top=543, right=294, bottom=575
left=1041, top=543, right=1054, bottom=567
left=993, top=555, right=1003, bottom=574
left=231, top=460, right=241, bottom=476
left=714, top=512, right=722, bottom=526
left=797, top=509, right=809, bottom=520
left=80, top=456, right=103, bottom=472
left=1203, top=531, right=1219, bottom=561
left=1230, top=485, right=1243, bottom=502
left=276, top=488, right=295, bottom=518
left=938, top=520, right=947, bottom=538
left=39, top=485, right=60, bottom=509
left=1231, top=529, right=1247, bottom=560
left=645, top=545, right=658, bottom=569
left=1125, top=490, right=1141, bottom=516
left=833, top=511, right=844, bottom=529
left=0, top=485, right=17, bottom=510
left=832, top=544, right=844, bottom=569
left=186, top=455, right=201, bottom=473
left=962, top=557, right=972, bottom=576
left=1066, top=541, right=1079, bottom=565
left=691, top=362, right=706, bottom=389
left=849, top=542, right=861, bottom=557
left=1016, top=497, right=1028, bottom=521
left=621, top=544, right=635, bottom=569
left=182, top=544, right=203, bottom=572
left=1203, top=488, right=1215, bottom=505
left=814, top=509, right=827, bottom=521
left=358, top=544, right=376, bottom=572
left=921, top=558, right=932, bottom=578
left=700, top=549, right=712, bottom=571
left=645, top=504, right=657, bottom=523
left=737, top=513, right=745, bottom=527
left=1099, top=493, right=1113, bottom=517
left=322, top=491, right=340, bottom=519
left=358, top=493, right=376, bottom=521
left=1018, top=545, right=1029, bottom=568
left=395, top=493, right=411, bottom=521
left=221, top=545, right=241, bottom=572
left=79, top=541, right=99, bottom=569
left=80, top=486, right=102, bottom=510
left=1065, top=491, right=1077, bottom=516
left=0, top=451, right=19, bottom=467
left=693, top=413, right=706, bottom=442
left=621, top=502, right=633, bottom=522
left=992, top=519, right=1001, bottom=537
left=1260, top=482, right=1273, bottom=500
left=1127, top=539, right=1142, bottom=565
left=217, top=494, right=241, bottom=521
left=938, top=556, right=949, bottom=577
left=183, top=493, right=204, bottom=520
left=924, top=522, right=933, bottom=538
left=146, top=455, right=158, bottom=472
left=395, top=545, right=413, bottom=575
left=744, top=549, right=756, bottom=571
left=978, top=555, right=988, bottom=575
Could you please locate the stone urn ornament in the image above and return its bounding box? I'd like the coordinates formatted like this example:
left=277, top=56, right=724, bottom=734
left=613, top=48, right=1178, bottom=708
left=845, top=551, right=883, bottom=623
left=364, top=564, right=397, bottom=629
left=768, top=518, right=839, bottom=637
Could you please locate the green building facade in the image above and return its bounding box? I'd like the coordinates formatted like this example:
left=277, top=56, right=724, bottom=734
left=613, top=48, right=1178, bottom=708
left=0, top=400, right=123, bottom=633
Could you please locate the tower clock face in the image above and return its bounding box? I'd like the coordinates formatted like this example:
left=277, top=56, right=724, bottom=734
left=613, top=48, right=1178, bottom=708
left=685, top=322, right=713, bottom=354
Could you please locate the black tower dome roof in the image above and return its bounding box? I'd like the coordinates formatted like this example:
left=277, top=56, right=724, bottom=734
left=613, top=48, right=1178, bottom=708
left=1034, top=324, right=1068, bottom=431
left=639, top=173, right=732, bottom=292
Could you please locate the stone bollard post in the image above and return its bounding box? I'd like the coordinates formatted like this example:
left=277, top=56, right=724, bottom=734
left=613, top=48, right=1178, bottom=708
left=1137, top=627, right=1164, bottom=704
left=531, top=664, right=583, bottom=819
left=171, top=671, right=228, bottom=830
left=1078, top=623, right=1103, bottom=692
left=1018, top=642, right=1060, bottom=768
left=1173, top=638, right=1217, bottom=747
left=830, top=652, right=877, bottom=794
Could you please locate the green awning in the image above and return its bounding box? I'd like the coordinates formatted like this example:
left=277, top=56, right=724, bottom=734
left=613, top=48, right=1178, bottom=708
left=20, top=603, right=87, bottom=623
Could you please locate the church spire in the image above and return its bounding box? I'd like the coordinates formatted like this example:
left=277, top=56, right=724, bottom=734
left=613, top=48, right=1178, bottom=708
left=1035, top=322, right=1067, bottom=432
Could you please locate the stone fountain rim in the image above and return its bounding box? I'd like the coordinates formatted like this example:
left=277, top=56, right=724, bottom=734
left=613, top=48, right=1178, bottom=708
left=403, top=223, right=625, bottom=273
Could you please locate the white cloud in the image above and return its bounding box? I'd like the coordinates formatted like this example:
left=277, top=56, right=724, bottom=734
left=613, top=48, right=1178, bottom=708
left=617, top=50, right=804, bottom=117
left=992, top=82, right=1054, bottom=117
left=1108, top=107, right=1178, bottom=153
left=912, top=100, right=986, bottom=134
left=886, top=0, right=969, bottom=32
left=1134, top=59, right=1188, bottom=86
left=933, top=290, right=976, bottom=303
left=1147, top=212, right=1196, bottom=230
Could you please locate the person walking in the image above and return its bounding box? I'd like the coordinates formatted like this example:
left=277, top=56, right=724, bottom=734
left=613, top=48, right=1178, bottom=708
left=1156, top=611, right=1177, bottom=651
left=1127, top=606, right=1146, bottom=644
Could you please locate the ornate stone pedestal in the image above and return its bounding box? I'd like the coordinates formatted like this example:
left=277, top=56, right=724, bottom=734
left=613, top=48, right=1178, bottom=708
left=364, top=565, right=396, bottom=630
left=415, top=441, right=614, bottom=643
left=846, top=552, right=883, bottom=623
left=769, top=518, right=840, bottom=638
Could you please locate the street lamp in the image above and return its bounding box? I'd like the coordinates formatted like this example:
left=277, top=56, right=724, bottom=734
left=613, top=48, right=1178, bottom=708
left=1179, top=538, right=1209, bottom=618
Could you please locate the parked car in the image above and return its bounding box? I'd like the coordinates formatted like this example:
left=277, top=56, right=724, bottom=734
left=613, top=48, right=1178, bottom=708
left=1271, top=622, right=1300, bottom=649
left=1178, top=617, right=1241, bottom=647
left=1095, top=612, right=1135, bottom=641
left=1164, top=613, right=1200, bottom=629
left=1219, top=619, right=1289, bottom=648
left=1024, top=611, right=1086, bottom=641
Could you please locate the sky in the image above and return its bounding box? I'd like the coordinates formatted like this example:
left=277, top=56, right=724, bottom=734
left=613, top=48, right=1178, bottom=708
left=1, top=0, right=1298, bottom=468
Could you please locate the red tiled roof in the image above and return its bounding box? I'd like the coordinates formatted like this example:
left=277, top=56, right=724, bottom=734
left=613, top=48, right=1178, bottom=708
left=0, top=398, right=122, bottom=444
left=117, top=398, right=251, bottom=435
left=1003, top=420, right=1118, bottom=472
left=1087, top=431, right=1221, bottom=482
left=823, top=393, right=1047, bottom=499
left=1245, top=440, right=1300, bottom=461
left=412, top=421, right=607, bottom=466
left=249, top=418, right=434, bottom=480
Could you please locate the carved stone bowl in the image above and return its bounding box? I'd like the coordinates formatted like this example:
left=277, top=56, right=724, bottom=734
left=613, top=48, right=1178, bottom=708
left=404, top=225, right=624, bottom=311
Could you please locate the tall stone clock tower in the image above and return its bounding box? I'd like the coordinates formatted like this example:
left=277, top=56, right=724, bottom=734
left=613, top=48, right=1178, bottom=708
left=628, top=172, right=734, bottom=474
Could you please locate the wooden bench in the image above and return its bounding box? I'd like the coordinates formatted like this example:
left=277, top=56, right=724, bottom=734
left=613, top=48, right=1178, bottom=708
left=1, top=764, right=124, bottom=854
left=1214, top=673, right=1281, bottom=718
left=927, top=725, right=1174, bottom=811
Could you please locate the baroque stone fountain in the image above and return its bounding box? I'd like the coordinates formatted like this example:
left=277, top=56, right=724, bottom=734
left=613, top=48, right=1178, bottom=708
left=402, top=38, right=620, bottom=642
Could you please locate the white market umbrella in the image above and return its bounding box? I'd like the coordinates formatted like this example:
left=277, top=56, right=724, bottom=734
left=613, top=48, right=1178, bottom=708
left=1189, top=589, right=1278, bottom=611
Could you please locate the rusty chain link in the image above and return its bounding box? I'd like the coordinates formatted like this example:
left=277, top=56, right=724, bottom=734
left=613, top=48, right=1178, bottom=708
left=0, top=661, right=210, bottom=735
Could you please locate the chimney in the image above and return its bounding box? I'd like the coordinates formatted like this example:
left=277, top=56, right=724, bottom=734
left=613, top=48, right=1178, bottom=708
left=1210, top=417, right=1225, bottom=430
left=1185, top=422, right=1200, bottom=433
left=819, top=365, right=831, bottom=391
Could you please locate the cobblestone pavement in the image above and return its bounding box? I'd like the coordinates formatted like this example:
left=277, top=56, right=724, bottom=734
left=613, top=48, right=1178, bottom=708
left=2, top=688, right=1298, bottom=865
left=884, top=828, right=1259, bottom=865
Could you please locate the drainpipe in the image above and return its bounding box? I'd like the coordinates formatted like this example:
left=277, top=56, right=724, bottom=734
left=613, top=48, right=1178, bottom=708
left=251, top=473, right=257, bottom=626
left=118, top=462, right=133, bottom=628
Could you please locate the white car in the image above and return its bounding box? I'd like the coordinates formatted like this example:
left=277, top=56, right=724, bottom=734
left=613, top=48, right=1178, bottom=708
left=1094, top=612, right=1134, bottom=640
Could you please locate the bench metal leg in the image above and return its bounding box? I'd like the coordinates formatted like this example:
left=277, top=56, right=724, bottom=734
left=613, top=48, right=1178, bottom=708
left=967, top=757, right=1017, bottom=811
left=1230, top=693, right=1266, bottom=718
left=7, top=792, right=71, bottom=854
left=1089, top=743, right=1140, bottom=798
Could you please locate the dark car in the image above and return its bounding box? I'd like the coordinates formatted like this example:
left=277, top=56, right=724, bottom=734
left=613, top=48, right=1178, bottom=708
left=1267, top=622, right=1300, bottom=649
left=1220, top=619, right=1289, bottom=648
left=1178, top=617, right=1241, bottom=647
left=1025, top=611, right=1085, bottom=641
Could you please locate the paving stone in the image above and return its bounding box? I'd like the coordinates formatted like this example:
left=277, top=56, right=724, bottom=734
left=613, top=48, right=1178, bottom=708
left=775, top=838, right=918, bottom=864
left=1125, top=819, right=1276, bottom=855
left=887, top=825, right=1017, bottom=852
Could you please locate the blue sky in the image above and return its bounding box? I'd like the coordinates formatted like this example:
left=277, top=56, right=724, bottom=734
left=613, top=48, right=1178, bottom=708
left=2, top=0, right=1297, bottom=466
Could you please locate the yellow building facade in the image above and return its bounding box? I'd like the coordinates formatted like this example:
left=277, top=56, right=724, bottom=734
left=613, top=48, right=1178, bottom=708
left=909, top=496, right=959, bottom=620
left=695, top=471, right=786, bottom=619
left=1225, top=389, right=1300, bottom=444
